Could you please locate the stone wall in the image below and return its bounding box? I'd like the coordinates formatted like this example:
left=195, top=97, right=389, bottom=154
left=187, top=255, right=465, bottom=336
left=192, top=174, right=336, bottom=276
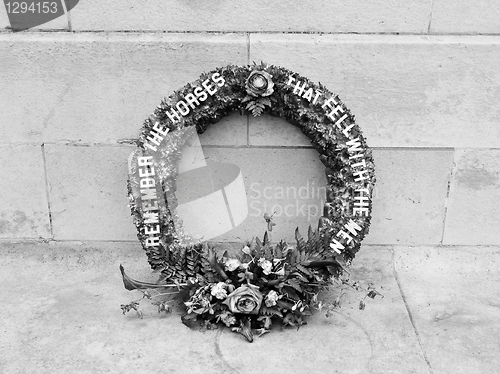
left=1, top=1, right=499, bottom=245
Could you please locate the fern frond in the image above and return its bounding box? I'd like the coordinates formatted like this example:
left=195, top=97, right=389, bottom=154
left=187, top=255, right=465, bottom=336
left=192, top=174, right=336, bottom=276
left=307, top=225, right=313, bottom=248
left=295, top=227, right=307, bottom=252
left=296, top=264, right=314, bottom=278
left=259, top=97, right=272, bottom=107
left=286, top=278, right=303, bottom=293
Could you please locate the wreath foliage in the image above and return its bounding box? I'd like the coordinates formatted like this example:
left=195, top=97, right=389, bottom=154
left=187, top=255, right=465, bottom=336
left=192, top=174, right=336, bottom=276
left=121, top=63, right=377, bottom=342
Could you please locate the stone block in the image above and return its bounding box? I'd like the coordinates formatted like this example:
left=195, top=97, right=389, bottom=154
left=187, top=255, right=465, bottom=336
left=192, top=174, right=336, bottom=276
left=199, top=112, right=247, bottom=147
left=69, top=0, right=429, bottom=33
left=443, top=149, right=500, bottom=245
left=44, top=144, right=137, bottom=240
left=0, top=145, right=51, bottom=238
left=249, top=115, right=311, bottom=147
left=431, top=0, right=500, bottom=34
left=250, top=34, right=500, bottom=148
left=0, top=33, right=247, bottom=144
left=194, top=147, right=454, bottom=246
left=42, top=145, right=454, bottom=245
left=202, top=147, right=327, bottom=243
left=394, top=246, right=500, bottom=374
left=363, top=149, right=453, bottom=245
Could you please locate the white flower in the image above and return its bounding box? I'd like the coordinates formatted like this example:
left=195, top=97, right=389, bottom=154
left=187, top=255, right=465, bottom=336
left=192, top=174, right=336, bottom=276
left=258, top=258, right=273, bottom=275
left=242, top=245, right=251, bottom=255
left=265, top=290, right=280, bottom=307
left=218, top=311, right=237, bottom=327
left=224, top=258, right=241, bottom=272
left=211, top=282, right=228, bottom=300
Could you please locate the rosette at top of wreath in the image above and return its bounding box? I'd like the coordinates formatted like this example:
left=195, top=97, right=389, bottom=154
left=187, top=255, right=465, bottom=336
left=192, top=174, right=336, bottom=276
left=242, top=70, right=276, bottom=116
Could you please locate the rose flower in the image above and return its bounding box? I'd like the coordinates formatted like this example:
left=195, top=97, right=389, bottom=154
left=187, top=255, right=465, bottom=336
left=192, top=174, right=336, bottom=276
left=223, top=284, right=263, bottom=315
left=245, top=71, right=274, bottom=97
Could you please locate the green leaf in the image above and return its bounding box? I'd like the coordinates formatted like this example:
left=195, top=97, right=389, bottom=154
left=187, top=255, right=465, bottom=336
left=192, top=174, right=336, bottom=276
left=255, top=236, right=262, bottom=249
left=308, top=225, right=313, bottom=244
left=286, top=278, right=302, bottom=293
left=291, top=271, right=308, bottom=283
left=263, top=231, right=269, bottom=245
left=260, top=304, right=283, bottom=318
left=264, top=245, right=272, bottom=260
left=295, top=264, right=314, bottom=278
left=274, top=242, right=284, bottom=258
left=181, top=312, right=198, bottom=327
left=282, top=285, right=301, bottom=301
left=299, top=250, right=309, bottom=264
left=120, top=264, right=176, bottom=291
left=207, top=248, right=228, bottom=280
left=276, top=299, right=295, bottom=310
left=304, top=259, right=339, bottom=268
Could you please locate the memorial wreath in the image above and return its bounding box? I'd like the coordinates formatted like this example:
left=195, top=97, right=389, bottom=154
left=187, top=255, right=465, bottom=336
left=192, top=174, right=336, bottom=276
left=120, top=63, right=378, bottom=342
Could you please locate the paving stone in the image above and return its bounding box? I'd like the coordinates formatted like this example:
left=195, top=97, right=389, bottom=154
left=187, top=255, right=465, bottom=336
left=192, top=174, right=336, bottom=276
left=44, top=144, right=137, bottom=240
left=0, top=145, right=51, bottom=238
left=443, top=149, right=500, bottom=245
left=0, top=242, right=430, bottom=374
left=394, top=246, right=500, bottom=374
left=0, top=241, right=226, bottom=374
left=0, top=33, right=247, bottom=144
left=218, top=247, right=430, bottom=374
left=250, top=34, right=500, bottom=148
left=69, top=0, right=429, bottom=33
left=431, top=0, right=500, bottom=34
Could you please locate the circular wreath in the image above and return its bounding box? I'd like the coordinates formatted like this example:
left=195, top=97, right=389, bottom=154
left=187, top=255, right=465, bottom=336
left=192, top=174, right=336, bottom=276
left=121, top=63, right=376, bottom=342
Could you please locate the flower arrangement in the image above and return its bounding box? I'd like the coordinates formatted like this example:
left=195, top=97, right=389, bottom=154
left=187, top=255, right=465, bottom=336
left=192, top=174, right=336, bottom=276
left=181, top=229, right=340, bottom=341
left=121, top=62, right=378, bottom=342
left=121, top=220, right=382, bottom=342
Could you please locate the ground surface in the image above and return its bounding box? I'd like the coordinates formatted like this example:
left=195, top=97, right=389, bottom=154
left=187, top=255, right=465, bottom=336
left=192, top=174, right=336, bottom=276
left=0, top=241, right=499, bottom=374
